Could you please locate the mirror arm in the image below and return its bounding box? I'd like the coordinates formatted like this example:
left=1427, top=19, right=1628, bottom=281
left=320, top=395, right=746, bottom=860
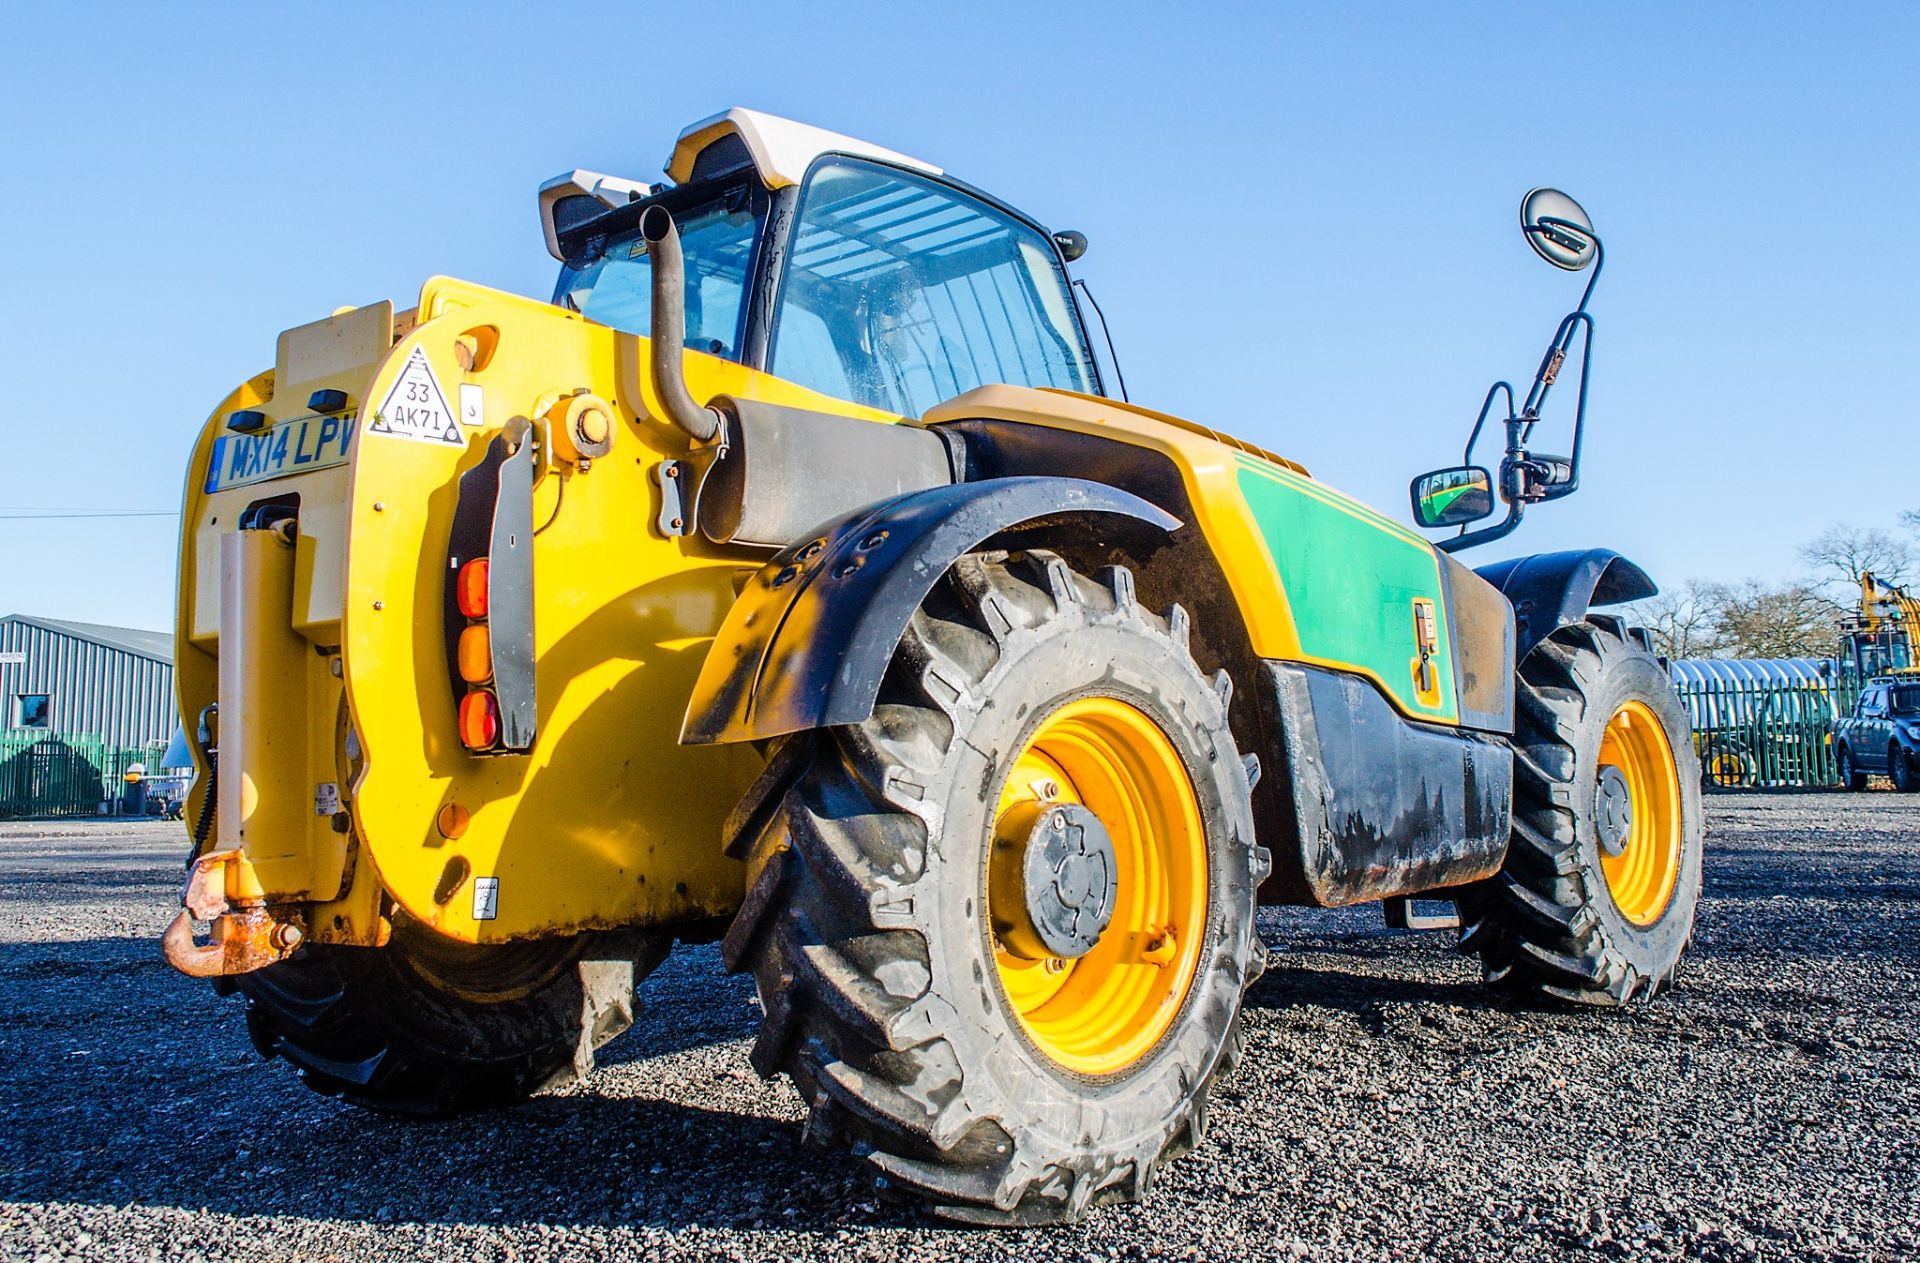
left=1524, top=216, right=1605, bottom=308
left=1537, top=312, right=1594, bottom=501
left=1442, top=216, right=1603, bottom=553
left=1439, top=497, right=1523, bottom=553
left=1439, top=414, right=1528, bottom=553
left=1463, top=381, right=1516, bottom=466
left=1560, top=219, right=1605, bottom=314
left=1521, top=311, right=1582, bottom=425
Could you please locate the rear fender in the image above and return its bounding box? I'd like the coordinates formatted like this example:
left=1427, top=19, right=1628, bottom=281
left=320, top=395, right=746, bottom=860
left=1474, top=548, right=1657, bottom=660
left=679, top=477, right=1180, bottom=744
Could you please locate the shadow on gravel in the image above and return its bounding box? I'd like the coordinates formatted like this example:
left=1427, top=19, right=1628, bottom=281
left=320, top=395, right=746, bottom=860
left=0, top=936, right=914, bottom=1234
left=1244, top=958, right=1506, bottom=1021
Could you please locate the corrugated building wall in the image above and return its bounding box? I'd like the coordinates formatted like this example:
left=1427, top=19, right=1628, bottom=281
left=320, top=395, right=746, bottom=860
left=0, top=615, right=176, bottom=748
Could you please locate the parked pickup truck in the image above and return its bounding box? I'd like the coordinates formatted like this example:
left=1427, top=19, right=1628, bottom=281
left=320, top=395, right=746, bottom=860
left=1834, top=678, right=1920, bottom=791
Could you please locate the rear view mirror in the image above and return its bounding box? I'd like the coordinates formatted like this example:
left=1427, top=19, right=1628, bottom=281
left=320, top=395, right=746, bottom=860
left=1411, top=466, right=1495, bottom=529
left=1520, top=187, right=1596, bottom=271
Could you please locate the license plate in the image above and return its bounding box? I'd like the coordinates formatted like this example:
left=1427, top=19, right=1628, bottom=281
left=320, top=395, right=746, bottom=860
left=204, top=413, right=358, bottom=494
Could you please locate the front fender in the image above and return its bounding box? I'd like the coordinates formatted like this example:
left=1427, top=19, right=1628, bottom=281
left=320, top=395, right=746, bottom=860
left=1474, top=548, right=1658, bottom=659
left=680, top=476, right=1180, bottom=744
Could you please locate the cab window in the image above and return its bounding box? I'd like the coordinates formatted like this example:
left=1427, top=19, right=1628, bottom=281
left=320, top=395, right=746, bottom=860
left=555, top=188, right=763, bottom=361
left=769, top=158, right=1097, bottom=416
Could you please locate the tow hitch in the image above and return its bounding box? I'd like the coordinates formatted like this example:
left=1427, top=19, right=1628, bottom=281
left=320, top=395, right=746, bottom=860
left=161, top=849, right=306, bottom=978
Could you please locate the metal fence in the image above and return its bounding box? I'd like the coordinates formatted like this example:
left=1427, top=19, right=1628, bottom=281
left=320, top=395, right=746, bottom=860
left=0, top=732, right=175, bottom=819
left=1668, top=668, right=1860, bottom=791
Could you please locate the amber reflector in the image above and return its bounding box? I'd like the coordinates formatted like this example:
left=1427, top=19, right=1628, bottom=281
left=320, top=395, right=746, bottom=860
left=436, top=802, right=471, bottom=839
left=456, top=558, right=490, bottom=619
left=457, top=624, right=493, bottom=684
left=458, top=691, right=500, bottom=749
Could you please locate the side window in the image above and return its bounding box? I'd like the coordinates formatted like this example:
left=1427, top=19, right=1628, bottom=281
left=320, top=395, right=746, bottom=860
left=555, top=192, right=762, bottom=360
left=770, top=158, right=1097, bottom=416
left=14, top=693, right=49, bottom=729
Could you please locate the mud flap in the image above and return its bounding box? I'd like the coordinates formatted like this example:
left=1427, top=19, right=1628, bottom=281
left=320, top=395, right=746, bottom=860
left=565, top=934, right=673, bottom=1081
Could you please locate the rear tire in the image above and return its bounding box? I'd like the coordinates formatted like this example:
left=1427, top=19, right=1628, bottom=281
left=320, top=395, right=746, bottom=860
left=1837, top=745, right=1868, bottom=791
left=1457, top=616, right=1704, bottom=1006
left=723, top=551, right=1268, bottom=1223
left=238, top=919, right=665, bottom=1115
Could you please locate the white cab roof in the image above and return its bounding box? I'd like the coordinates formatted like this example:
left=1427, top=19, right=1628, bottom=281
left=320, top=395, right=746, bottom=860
left=666, top=108, right=940, bottom=189
left=540, top=109, right=944, bottom=261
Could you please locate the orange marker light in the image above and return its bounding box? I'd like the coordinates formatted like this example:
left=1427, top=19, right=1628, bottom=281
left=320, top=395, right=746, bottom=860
left=436, top=802, right=471, bottom=840
left=456, top=558, right=490, bottom=619
left=458, top=691, right=500, bottom=749
left=457, top=624, right=493, bottom=684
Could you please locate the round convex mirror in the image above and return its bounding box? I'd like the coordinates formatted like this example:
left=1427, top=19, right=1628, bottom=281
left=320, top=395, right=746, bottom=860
left=1520, top=188, right=1596, bottom=270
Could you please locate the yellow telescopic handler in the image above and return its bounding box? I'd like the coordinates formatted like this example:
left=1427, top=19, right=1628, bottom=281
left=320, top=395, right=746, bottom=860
left=167, top=110, right=1702, bottom=1223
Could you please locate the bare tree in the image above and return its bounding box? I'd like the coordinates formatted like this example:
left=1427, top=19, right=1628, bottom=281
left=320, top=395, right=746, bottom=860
left=1701, top=580, right=1833, bottom=659
left=1799, top=523, right=1914, bottom=613
left=1627, top=580, right=1725, bottom=659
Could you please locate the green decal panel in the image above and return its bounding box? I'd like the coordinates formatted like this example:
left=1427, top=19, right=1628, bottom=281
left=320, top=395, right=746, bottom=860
left=1234, top=457, right=1457, bottom=721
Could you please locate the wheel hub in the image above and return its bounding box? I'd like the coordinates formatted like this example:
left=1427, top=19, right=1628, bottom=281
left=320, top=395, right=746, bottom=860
left=992, top=801, right=1118, bottom=960
left=1595, top=764, right=1633, bottom=858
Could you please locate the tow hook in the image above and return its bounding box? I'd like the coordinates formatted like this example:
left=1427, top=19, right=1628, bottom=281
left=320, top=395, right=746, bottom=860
left=161, top=849, right=306, bottom=978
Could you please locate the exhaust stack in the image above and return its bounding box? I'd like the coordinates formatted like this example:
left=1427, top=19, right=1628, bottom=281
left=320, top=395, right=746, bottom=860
left=640, top=205, right=724, bottom=444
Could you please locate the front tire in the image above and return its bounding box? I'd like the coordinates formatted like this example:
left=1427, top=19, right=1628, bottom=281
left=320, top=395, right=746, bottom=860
left=1457, top=616, right=1704, bottom=1006
left=723, top=551, right=1268, bottom=1223
left=1893, top=746, right=1917, bottom=793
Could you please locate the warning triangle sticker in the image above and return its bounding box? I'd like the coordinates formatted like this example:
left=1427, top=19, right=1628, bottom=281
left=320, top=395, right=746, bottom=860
left=369, top=347, right=463, bottom=445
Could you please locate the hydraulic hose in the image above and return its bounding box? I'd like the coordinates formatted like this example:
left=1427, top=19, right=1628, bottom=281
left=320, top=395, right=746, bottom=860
left=640, top=205, right=724, bottom=444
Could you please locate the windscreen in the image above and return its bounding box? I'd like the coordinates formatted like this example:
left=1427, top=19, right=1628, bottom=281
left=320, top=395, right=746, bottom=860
left=768, top=158, right=1097, bottom=416
left=554, top=191, right=762, bottom=361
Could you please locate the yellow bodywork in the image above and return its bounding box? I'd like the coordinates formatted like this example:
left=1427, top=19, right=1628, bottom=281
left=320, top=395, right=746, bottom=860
left=178, top=277, right=1450, bottom=948
left=923, top=386, right=1461, bottom=725
left=1859, top=572, right=1920, bottom=673
left=177, top=279, right=897, bottom=946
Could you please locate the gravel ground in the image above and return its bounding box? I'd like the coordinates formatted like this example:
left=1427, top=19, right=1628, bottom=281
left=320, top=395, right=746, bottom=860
left=2, top=797, right=1915, bottom=1262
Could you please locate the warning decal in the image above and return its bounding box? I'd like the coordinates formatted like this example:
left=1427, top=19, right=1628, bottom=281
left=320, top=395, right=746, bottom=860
left=369, top=347, right=463, bottom=445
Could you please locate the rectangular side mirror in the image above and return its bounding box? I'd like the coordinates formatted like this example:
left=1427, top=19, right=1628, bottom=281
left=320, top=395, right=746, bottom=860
left=1410, top=466, right=1495, bottom=529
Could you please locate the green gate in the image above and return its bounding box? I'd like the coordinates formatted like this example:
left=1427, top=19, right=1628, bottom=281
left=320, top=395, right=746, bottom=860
left=0, top=733, right=171, bottom=819
left=1669, top=665, right=1857, bottom=791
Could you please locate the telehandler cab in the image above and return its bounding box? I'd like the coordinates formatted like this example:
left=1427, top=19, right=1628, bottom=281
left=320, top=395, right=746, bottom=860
left=168, top=109, right=1702, bottom=1223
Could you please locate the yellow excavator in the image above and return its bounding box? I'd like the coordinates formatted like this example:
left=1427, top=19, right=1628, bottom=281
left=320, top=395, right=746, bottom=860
left=1838, top=571, right=1920, bottom=681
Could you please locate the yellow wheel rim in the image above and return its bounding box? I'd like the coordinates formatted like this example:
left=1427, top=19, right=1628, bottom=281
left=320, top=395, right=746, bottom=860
left=1597, top=700, right=1684, bottom=926
left=988, top=697, right=1208, bottom=1076
left=1707, top=750, right=1748, bottom=787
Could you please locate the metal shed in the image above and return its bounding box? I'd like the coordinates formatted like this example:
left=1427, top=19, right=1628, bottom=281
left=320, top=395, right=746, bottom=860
left=1, top=614, right=177, bottom=817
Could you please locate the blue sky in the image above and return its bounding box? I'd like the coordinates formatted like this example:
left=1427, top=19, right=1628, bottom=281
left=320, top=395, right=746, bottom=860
left=2, top=3, right=1914, bottom=631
